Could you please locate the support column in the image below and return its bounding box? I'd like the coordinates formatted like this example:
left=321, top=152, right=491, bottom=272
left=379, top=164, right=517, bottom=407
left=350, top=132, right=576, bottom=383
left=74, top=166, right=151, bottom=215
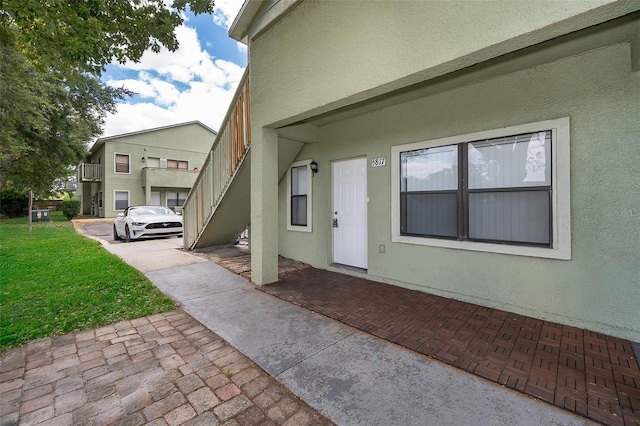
left=145, top=184, right=152, bottom=205
left=250, top=127, right=279, bottom=285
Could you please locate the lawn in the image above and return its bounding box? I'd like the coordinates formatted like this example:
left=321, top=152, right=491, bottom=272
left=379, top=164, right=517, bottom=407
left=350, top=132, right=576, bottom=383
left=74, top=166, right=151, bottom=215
left=0, top=213, right=175, bottom=353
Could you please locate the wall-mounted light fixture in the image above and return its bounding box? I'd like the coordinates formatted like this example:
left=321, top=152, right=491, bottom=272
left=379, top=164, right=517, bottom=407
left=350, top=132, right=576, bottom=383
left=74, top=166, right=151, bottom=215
left=141, top=157, right=146, bottom=162
left=310, top=160, right=319, bottom=175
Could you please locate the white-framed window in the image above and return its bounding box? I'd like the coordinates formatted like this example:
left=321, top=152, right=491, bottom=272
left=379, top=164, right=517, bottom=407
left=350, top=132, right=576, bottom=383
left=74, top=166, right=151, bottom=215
left=166, top=192, right=188, bottom=208
left=114, top=153, right=130, bottom=174
left=287, top=160, right=313, bottom=232
left=391, top=117, right=571, bottom=260
left=114, top=190, right=129, bottom=211
left=167, top=159, right=188, bottom=169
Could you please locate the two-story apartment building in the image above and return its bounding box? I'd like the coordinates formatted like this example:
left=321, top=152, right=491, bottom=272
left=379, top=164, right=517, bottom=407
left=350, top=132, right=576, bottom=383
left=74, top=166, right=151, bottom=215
left=185, top=1, right=640, bottom=344
left=77, top=121, right=216, bottom=217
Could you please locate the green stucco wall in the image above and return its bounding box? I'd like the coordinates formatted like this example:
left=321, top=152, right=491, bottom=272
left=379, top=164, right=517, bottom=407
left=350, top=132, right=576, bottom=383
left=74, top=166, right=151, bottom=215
left=276, top=41, right=640, bottom=341
left=244, top=1, right=640, bottom=337
left=249, top=0, right=634, bottom=128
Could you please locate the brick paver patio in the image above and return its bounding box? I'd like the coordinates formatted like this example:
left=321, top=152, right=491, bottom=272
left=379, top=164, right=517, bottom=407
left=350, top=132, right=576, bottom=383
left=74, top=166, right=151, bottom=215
left=261, top=267, right=640, bottom=426
left=0, top=310, right=332, bottom=426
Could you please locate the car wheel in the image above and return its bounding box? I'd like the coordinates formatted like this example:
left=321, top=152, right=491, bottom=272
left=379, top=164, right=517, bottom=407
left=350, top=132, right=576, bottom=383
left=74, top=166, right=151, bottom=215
left=113, top=224, right=121, bottom=241
left=125, top=225, right=131, bottom=243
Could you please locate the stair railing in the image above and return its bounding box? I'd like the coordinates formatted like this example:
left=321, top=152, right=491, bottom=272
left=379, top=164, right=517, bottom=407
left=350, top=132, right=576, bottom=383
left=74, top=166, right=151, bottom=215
left=183, top=69, right=251, bottom=249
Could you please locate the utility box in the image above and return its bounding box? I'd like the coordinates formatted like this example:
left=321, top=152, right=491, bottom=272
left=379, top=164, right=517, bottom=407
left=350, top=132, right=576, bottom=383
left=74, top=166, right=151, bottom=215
left=31, top=209, right=50, bottom=222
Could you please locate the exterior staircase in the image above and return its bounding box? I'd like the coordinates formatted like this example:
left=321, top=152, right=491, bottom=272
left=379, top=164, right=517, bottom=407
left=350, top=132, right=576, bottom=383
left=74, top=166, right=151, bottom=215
left=183, top=70, right=251, bottom=249
left=183, top=69, right=307, bottom=250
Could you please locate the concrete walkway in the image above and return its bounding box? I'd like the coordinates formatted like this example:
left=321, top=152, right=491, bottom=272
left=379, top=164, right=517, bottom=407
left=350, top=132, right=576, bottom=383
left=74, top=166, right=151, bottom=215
left=264, top=268, right=640, bottom=426
left=102, top=238, right=594, bottom=426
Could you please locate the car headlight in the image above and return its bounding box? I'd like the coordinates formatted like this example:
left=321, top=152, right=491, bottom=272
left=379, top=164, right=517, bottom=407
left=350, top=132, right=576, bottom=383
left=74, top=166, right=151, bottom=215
left=131, top=221, right=146, bottom=226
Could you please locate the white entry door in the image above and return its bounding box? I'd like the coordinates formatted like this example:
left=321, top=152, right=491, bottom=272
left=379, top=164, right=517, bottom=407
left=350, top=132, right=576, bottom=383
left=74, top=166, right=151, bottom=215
left=333, top=158, right=367, bottom=269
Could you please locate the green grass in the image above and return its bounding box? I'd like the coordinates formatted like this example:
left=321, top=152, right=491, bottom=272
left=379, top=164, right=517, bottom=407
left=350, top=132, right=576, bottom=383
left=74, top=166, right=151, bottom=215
left=49, top=211, right=70, bottom=221
left=0, top=215, right=175, bottom=353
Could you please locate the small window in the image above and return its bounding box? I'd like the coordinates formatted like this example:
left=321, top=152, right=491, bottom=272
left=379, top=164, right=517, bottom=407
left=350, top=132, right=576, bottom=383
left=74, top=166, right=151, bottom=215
left=167, top=159, right=188, bottom=169
left=114, top=191, right=129, bottom=210
left=287, top=160, right=313, bottom=232
left=114, top=153, right=130, bottom=173
left=391, top=117, right=571, bottom=259
left=167, top=192, right=188, bottom=208
left=98, top=191, right=103, bottom=209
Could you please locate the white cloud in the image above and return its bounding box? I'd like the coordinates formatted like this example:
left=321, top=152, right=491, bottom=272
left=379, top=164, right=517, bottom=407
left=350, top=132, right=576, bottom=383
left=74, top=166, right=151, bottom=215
left=102, top=103, right=178, bottom=137
left=102, top=23, right=245, bottom=137
left=212, top=0, right=244, bottom=30
left=106, top=78, right=156, bottom=98
left=213, top=0, right=247, bottom=54
left=106, top=74, right=182, bottom=106
left=149, top=79, right=181, bottom=106
left=212, top=0, right=247, bottom=53
left=120, top=26, right=210, bottom=84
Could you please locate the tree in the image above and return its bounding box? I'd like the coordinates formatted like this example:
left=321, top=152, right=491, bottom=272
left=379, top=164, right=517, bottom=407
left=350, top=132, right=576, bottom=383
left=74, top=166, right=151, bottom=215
left=1, top=0, right=215, bottom=74
left=0, top=41, right=127, bottom=195
left=0, top=0, right=215, bottom=196
left=0, top=43, right=127, bottom=195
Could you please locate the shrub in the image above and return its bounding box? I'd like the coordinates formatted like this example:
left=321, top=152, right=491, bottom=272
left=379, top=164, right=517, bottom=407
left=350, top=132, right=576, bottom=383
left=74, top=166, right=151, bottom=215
left=62, top=199, right=81, bottom=220
left=0, top=189, right=28, bottom=217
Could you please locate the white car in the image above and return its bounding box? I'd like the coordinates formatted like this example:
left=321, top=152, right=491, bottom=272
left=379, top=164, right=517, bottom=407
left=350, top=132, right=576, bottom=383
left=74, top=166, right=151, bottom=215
left=113, top=205, right=183, bottom=242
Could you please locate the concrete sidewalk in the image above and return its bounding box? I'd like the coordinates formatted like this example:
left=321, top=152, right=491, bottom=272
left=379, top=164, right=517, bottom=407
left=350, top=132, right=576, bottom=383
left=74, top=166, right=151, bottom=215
left=105, top=239, right=595, bottom=426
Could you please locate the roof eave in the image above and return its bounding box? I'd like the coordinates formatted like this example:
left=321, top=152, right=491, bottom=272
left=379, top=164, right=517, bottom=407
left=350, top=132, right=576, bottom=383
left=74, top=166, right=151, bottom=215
left=229, top=0, right=263, bottom=43
left=89, top=121, right=217, bottom=154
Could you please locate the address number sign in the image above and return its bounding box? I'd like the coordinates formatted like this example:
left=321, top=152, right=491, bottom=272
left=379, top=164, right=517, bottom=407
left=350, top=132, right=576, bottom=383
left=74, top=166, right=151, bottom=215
left=371, top=157, right=386, bottom=167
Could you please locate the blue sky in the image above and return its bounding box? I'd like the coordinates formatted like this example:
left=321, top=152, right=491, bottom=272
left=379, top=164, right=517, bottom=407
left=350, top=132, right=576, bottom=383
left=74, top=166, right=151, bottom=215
left=101, top=0, right=247, bottom=137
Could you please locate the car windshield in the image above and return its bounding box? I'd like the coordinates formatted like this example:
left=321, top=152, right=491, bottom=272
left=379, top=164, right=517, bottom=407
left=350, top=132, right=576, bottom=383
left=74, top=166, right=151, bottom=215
left=128, top=206, right=176, bottom=216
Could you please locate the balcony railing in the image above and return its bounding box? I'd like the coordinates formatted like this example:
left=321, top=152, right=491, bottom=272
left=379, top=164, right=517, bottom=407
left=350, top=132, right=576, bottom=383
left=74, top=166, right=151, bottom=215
left=183, top=69, right=251, bottom=249
left=78, top=163, right=102, bottom=181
